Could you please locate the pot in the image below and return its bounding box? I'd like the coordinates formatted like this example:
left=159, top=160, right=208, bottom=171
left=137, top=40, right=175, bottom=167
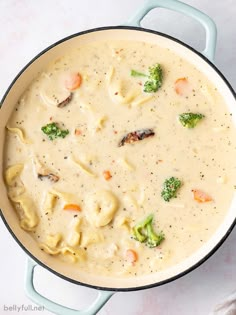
left=1, top=0, right=236, bottom=314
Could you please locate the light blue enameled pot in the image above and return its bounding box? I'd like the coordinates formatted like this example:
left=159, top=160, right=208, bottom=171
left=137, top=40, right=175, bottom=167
left=2, top=0, right=236, bottom=314
left=26, top=1, right=217, bottom=313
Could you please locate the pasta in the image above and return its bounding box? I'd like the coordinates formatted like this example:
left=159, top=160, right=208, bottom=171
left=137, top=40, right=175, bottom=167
left=67, top=218, right=82, bottom=247
left=6, top=126, right=31, bottom=144
left=70, top=156, right=96, bottom=177
left=86, top=190, right=119, bottom=227
left=40, top=243, right=86, bottom=263
left=43, top=192, right=58, bottom=214
left=10, top=193, right=39, bottom=231
left=131, top=95, right=153, bottom=107
left=95, top=115, right=107, bottom=131
left=40, top=90, right=58, bottom=106
left=115, top=216, right=131, bottom=231
left=40, top=233, right=86, bottom=263
left=106, top=66, right=115, bottom=84
left=117, top=158, right=135, bottom=171
left=107, top=67, right=141, bottom=105
left=109, top=81, right=140, bottom=105
left=60, top=246, right=86, bottom=263
left=39, top=73, right=72, bottom=107
left=39, top=243, right=61, bottom=255
left=50, top=189, right=79, bottom=204
left=45, top=233, right=62, bottom=248
left=123, top=194, right=139, bottom=210
left=7, top=185, right=25, bottom=199
left=80, top=229, right=104, bottom=247
left=5, top=164, right=24, bottom=186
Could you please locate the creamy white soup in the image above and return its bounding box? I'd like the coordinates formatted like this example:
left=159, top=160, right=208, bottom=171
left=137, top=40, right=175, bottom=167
left=4, top=40, right=236, bottom=277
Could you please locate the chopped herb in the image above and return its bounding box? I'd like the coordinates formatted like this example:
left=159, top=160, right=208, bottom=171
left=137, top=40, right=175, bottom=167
left=179, top=113, right=205, bottom=128
left=41, top=122, right=69, bottom=140
left=161, top=177, right=182, bottom=202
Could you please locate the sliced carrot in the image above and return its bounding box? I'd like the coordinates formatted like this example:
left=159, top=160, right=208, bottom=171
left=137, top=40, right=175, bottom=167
left=103, top=170, right=112, bottom=180
left=126, top=249, right=138, bottom=264
left=63, top=204, right=81, bottom=211
left=192, top=189, right=213, bottom=203
left=75, top=129, right=82, bottom=136
left=65, top=73, right=82, bottom=91
left=174, top=77, right=189, bottom=96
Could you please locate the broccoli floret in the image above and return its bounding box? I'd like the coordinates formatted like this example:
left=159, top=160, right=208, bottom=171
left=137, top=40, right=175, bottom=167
left=143, top=80, right=159, bottom=93
left=179, top=113, right=205, bottom=128
left=161, top=177, right=182, bottom=202
left=41, top=122, right=69, bottom=141
left=130, top=63, right=163, bottom=93
left=130, top=70, right=147, bottom=77
left=132, top=214, right=165, bottom=248
left=144, top=63, right=163, bottom=93
left=132, top=214, right=152, bottom=243
left=146, top=223, right=165, bottom=248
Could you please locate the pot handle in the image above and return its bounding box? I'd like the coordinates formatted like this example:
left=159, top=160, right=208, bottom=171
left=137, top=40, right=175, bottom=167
left=25, top=259, right=113, bottom=315
left=125, top=0, right=217, bottom=61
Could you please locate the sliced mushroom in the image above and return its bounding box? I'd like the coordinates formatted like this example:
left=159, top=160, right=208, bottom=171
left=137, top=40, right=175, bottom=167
left=38, top=173, right=60, bottom=182
left=118, top=128, right=155, bottom=147
left=57, top=93, right=73, bottom=108
left=33, top=158, right=60, bottom=182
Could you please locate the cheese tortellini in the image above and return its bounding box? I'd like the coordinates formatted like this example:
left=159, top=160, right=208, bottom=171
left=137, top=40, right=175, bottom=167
left=10, top=193, right=39, bottom=231
left=80, top=229, right=104, bottom=247
left=43, top=189, right=81, bottom=214
left=86, top=190, right=119, bottom=227
left=43, top=192, right=58, bottom=214
left=5, top=164, right=38, bottom=231
left=5, top=164, right=24, bottom=186
left=39, top=244, right=61, bottom=255
left=107, top=67, right=141, bottom=106
left=5, top=164, right=26, bottom=199
left=60, top=246, right=86, bottom=263
left=6, top=126, right=31, bottom=144
left=46, top=233, right=62, bottom=248
left=40, top=231, right=86, bottom=263
left=71, top=156, right=96, bottom=177
left=115, top=216, right=132, bottom=231
left=67, top=218, right=82, bottom=247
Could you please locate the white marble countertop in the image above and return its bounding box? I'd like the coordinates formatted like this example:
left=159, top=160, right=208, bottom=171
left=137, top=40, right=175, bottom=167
left=0, top=1, right=235, bottom=314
